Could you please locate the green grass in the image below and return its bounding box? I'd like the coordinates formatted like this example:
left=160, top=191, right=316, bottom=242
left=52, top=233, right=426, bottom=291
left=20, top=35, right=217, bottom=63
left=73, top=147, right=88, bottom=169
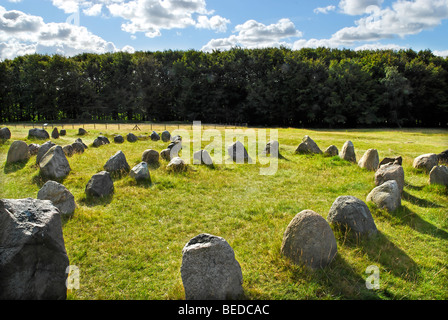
left=0, top=126, right=447, bottom=300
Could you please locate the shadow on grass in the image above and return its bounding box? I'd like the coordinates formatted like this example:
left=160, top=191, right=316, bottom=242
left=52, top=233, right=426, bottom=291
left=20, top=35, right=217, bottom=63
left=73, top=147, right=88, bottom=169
left=3, top=159, right=29, bottom=174
left=31, top=170, right=68, bottom=188
left=78, top=193, right=114, bottom=207
left=402, top=190, right=443, bottom=208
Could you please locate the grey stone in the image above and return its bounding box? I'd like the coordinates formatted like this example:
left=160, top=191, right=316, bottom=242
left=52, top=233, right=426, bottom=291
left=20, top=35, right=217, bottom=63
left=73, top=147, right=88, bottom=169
left=93, top=136, right=110, bottom=148
left=193, top=150, right=213, bottom=165
left=51, top=128, right=59, bottom=139
left=130, top=162, right=151, bottom=182
left=160, top=148, right=172, bottom=161
left=104, top=150, right=130, bottom=174
left=340, top=140, right=356, bottom=163
left=28, top=128, right=50, bottom=140
left=367, top=180, right=401, bottom=212
left=39, top=146, right=71, bottom=179
left=228, top=141, right=252, bottom=163
left=295, top=135, right=322, bottom=154
left=71, top=142, right=85, bottom=154
left=181, top=233, right=244, bottom=300
left=379, top=156, right=402, bottom=168
left=59, top=129, right=66, bottom=136
left=413, top=153, right=439, bottom=173
left=358, top=149, right=379, bottom=171
left=78, top=128, right=87, bottom=136
left=324, top=145, right=339, bottom=157
left=281, top=210, right=337, bottom=269
left=6, top=140, right=30, bottom=164
left=85, top=171, right=114, bottom=198
left=127, top=133, right=138, bottom=143
left=150, top=131, right=160, bottom=141
left=36, top=141, right=56, bottom=164
left=74, top=138, right=88, bottom=149
left=0, top=127, right=11, bottom=140
left=142, top=149, right=159, bottom=165
left=262, top=140, right=281, bottom=158
left=62, top=145, right=74, bottom=157
left=167, top=157, right=187, bottom=172
left=375, top=162, right=405, bottom=194
left=37, top=180, right=76, bottom=215
left=438, top=150, right=448, bottom=164
left=327, top=196, right=377, bottom=237
left=429, top=165, right=448, bottom=186
left=161, top=130, right=171, bottom=142
left=28, top=143, right=40, bottom=156
left=114, top=135, right=124, bottom=143
left=0, top=198, right=69, bottom=300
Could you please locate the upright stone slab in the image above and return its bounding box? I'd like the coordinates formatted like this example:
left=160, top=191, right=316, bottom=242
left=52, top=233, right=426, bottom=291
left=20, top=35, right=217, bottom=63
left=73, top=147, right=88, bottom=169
left=228, top=141, right=252, bottom=163
left=193, top=150, right=213, bottom=165
left=37, top=180, right=76, bottom=215
left=366, top=180, right=401, bottom=212
left=161, top=130, right=171, bottom=142
left=6, top=140, right=30, bottom=164
left=0, top=198, right=69, bottom=300
left=130, top=162, right=151, bottom=182
left=327, top=196, right=377, bottom=237
left=340, top=140, right=356, bottom=163
left=262, top=140, right=281, bottom=158
left=39, top=146, right=71, bottom=179
left=295, top=135, right=322, bottom=154
left=281, top=210, right=337, bottom=269
left=358, top=149, right=379, bottom=171
left=0, top=127, right=11, bottom=140
left=78, top=128, right=87, bottom=136
left=51, top=128, right=59, bottom=139
left=181, top=234, right=244, bottom=300
left=324, top=145, right=339, bottom=157
left=150, top=131, right=160, bottom=141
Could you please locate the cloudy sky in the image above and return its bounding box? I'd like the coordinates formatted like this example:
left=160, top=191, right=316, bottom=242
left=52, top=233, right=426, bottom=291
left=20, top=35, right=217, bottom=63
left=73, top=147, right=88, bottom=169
left=1, top=0, right=448, bottom=60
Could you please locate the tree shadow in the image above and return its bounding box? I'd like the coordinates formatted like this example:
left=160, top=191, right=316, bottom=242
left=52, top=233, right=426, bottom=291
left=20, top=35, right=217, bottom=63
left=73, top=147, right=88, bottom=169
left=402, top=190, right=443, bottom=208
left=404, top=181, right=425, bottom=191
left=4, top=159, right=29, bottom=174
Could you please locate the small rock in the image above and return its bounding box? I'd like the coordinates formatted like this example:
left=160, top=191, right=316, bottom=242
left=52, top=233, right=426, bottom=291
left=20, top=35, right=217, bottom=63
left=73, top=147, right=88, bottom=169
left=6, top=140, right=30, bottom=164
left=429, top=165, right=448, bottom=186
left=28, top=143, right=40, bottom=156
left=367, top=180, right=401, bottom=212
left=167, top=157, right=187, bottom=172
left=85, top=171, right=114, bottom=198
left=78, top=128, right=87, bottom=136
left=127, top=133, right=138, bottom=143
left=114, top=135, right=124, bottom=144
left=295, top=135, right=322, bottom=154
left=340, top=140, right=356, bottom=163
left=130, top=162, right=151, bottom=182
left=262, top=140, right=281, bottom=158
left=160, top=148, right=172, bottom=161
left=0, top=127, right=11, bottom=140
left=37, top=180, right=76, bottom=215
left=150, top=131, right=160, bottom=141
left=324, top=145, right=339, bottom=157
left=193, top=150, right=213, bottom=165
left=59, top=129, right=66, bottom=136
left=228, top=141, right=252, bottom=163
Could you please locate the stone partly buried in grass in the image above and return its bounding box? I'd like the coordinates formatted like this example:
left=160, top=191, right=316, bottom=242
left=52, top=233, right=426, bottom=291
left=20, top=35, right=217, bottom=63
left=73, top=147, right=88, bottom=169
left=281, top=210, right=338, bottom=269
left=130, top=162, right=151, bottom=182
left=85, top=171, right=114, bottom=198
left=167, top=157, right=188, bottom=172
left=366, top=180, right=401, bottom=212
left=39, top=145, right=71, bottom=180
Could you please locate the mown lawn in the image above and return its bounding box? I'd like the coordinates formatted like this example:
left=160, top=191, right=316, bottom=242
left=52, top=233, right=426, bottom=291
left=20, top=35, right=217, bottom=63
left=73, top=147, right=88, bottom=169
left=0, top=125, right=447, bottom=300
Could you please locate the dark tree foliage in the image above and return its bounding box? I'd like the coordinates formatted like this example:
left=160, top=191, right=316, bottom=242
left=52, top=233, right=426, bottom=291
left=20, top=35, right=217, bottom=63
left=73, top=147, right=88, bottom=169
left=1, top=47, right=447, bottom=128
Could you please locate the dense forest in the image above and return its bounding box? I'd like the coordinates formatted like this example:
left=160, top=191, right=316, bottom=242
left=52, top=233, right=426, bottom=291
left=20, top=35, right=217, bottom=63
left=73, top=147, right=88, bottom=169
left=0, top=47, right=447, bottom=128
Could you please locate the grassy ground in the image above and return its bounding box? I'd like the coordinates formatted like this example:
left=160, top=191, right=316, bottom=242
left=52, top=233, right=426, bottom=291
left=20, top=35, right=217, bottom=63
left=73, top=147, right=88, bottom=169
left=0, top=125, right=447, bottom=300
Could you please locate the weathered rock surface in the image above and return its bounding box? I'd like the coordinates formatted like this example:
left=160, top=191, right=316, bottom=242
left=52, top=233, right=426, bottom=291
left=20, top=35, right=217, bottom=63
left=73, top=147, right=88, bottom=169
left=379, top=156, right=402, bottom=168
left=36, top=141, right=56, bottom=164
left=130, top=162, right=151, bottom=182
left=114, top=135, right=124, bottom=144
left=358, top=149, right=379, bottom=171
left=413, top=153, right=439, bottom=173
left=438, top=150, right=448, bottom=164
left=62, top=145, right=74, bottom=157
left=340, top=140, right=356, bottom=163
left=150, top=131, right=160, bottom=141
left=77, top=128, right=87, bottom=136
left=262, top=140, right=281, bottom=158
left=367, top=180, right=401, bottom=212
left=228, top=141, right=252, bottom=163
left=28, top=143, right=40, bottom=156
left=281, top=210, right=337, bottom=269
left=39, top=146, right=71, bottom=179
left=37, top=180, right=76, bottom=215
left=167, top=157, right=188, bottom=172
left=295, top=135, right=322, bottom=154
left=429, top=165, right=448, bottom=186
left=103, top=150, right=130, bottom=174
left=142, top=149, right=159, bottom=166
left=193, top=150, right=213, bottom=165
left=161, top=130, right=171, bottom=142
left=51, top=128, right=59, bottom=139
left=28, top=128, right=50, bottom=140
left=327, top=196, right=377, bottom=237
left=0, top=198, right=69, bottom=300
left=375, top=162, right=405, bottom=194
left=181, top=233, right=244, bottom=300
left=85, top=171, right=114, bottom=198
left=324, top=145, right=339, bottom=157
left=160, top=148, right=172, bottom=161
left=127, top=133, right=138, bottom=143
left=6, top=140, right=30, bottom=164
left=0, top=127, right=11, bottom=140
left=59, top=129, right=66, bottom=136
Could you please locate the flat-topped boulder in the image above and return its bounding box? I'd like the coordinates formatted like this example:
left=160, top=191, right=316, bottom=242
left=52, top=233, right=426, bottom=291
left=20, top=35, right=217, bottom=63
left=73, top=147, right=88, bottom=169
left=28, top=128, right=50, bottom=140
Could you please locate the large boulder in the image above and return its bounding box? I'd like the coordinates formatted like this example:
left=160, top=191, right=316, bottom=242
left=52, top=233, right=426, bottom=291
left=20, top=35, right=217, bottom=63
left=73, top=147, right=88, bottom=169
left=295, top=135, right=322, bottom=154
left=358, top=149, right=379, bottom=171
left=0, top=127, right=11, bottom=140
left=62, top=145, right=74, bottom=157
left=6, top=140, right=30, bottom=164
left=167, top=157, right=187, bottom=172
left=181, top=233, right=244, bottom=300
left=0, top=198, right=69, bottom=300
left=37, top=180, right=76, bottom=215
left=193, top=150, right=213, bottom=166
left=77, top=128, right=87, bottom=136
left=375, top=162, right=405, bottom=194
left=327, top=196, right=377, bottom=237
left=366, top=180, right=401, bottom=212
left=85, top=171, right=114, bottom=198
left=114, top=135, right=124, bottom=144
left=161, top=130, right=171, bottom=143
left=39, top=146, right=71, bottom=180
left=429, top=165, right=448, bottom=186
left=103, top=150, right=130, bottom=174
left=51, top=128, right=59, bottom=139
left=127, top=133, right=138, bottom=143
left=340, top=140, right=356, bottom=163
left=36, top=141, right=56, bottom=164
left=281, top=210, right=337, bottom=269
left=324, top=145, right=339, bottom=157
left=413, top=153, right=438, bottom=173
left=74, top=138, right=88, bottom=150
left=228, top=141, right=252, bottom=163
left=93, top=136, right=110, bottom=148
left=379, top=156, right=402, bottom=168
left=130, top=162, right=151, bottom=182
left=71, top=142, right=85, bottom=154
left=142, top=149, right=159, bottom=166
left=28, top=128, right=50, bottom=140
left=150, top=131, right=160, bottom=141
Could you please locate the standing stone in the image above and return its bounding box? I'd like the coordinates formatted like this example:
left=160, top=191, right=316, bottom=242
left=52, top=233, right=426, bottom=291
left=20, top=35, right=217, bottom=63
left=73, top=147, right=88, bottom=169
left=114, top=135, right=124, bottom=144
left=127, top=133, right=138, bottom=143
left=437, top=150, right=448, bottom=164
left=51, top=128, right=59, bottom=139
left=367, top=180, right=401, bottom=212
left=375, top=162, right=405, bottom=194
left=327, top=196, right=377, bottom=237
left=93, top=136, right=110, bottom=148
left=167, top=140, right=182, bottom=158
left=379, top=156, right=402, bottom=168
left=74, top=138, right=88, bottom=149
left=429, top=165, right=448, bottom=186
left=85, top=171, right=114, bottom=198
left=150, top=131, right=160, bottom=141
left=59, top=129, right=66, bottom=136
left=6, top=140, right=30, bottom=164
left=104, top=150, right=130, bottom=174
left=167, top=157, right=187, bottom=172
left=295, top=135, right=322, bottom=154
left=78, top=128, right=87, bottom=136
left=281, top=210, right=337, bottom=269
left=324, top=145, right=339, bottom=157
left=358, top=149, right=379, bottom=171
left=37, top=180, right=76, bottom=215
left=130, top=162, right=151, bottom=182
left=161, top=130, right=171, bottom=143
left=160, top=148, right=172, bottom=161
left=62, top=145, right=74, bottom=157
left=228, top=141, right=252, bottom=163
left=181, top=233, right=244, bottom=300
left=0, top=198, right=69, bottom=300
left=413, top=153, right=439, bottom=173
left=0, top=127, right=11, bottom=140
left=28, top=143, right=40, bottom=156
left=262, top=140, right=281, bottom=158
left=340, top=140, right=356, bottom=163
left=39, top=146, right=71, bottom=179
left=71, top=142, right=85, bottom=154
left=36, top=141, right=56, bottom=164
left=28, top=128, right=50, bottom=140
left=142, top=149, right=160, bottom=166
left=193, top=150, right=213, bottom=166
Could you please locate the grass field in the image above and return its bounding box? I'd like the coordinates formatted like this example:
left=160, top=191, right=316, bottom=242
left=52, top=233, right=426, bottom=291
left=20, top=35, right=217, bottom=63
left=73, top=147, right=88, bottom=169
left=0, top=125, right=447, bottom=300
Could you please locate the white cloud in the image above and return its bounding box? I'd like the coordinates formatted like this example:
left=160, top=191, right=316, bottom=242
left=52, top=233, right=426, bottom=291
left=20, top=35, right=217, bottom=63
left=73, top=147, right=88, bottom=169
left=339, top=0, right=384, bottom=15
left=83, top=4, right=103, bottom=16
left=196, top=15, right=230, bottom=33
left=202, top=18, right=302, bottom=51
left=434, top=50, right=448, bottom=57
left=354, top=42, right=407, bottom=51
left=314, top=5, right=336, bottom=14
left=0, top=5, right=131, bottom=60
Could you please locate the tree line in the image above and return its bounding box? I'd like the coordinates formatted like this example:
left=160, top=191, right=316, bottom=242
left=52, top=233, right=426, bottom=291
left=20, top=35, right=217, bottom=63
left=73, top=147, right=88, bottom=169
left=1, top=47, right=447, bottom=128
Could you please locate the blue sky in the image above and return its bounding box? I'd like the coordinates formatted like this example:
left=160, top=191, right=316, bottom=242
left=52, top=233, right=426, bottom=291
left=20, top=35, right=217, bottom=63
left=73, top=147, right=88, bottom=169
left=1, top=0, right=447, bottom=60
